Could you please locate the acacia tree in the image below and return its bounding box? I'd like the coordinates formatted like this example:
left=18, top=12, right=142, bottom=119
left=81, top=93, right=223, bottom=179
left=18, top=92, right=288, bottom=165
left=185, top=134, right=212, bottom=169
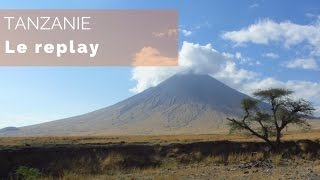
left=227, top=88, right=315, bottom=150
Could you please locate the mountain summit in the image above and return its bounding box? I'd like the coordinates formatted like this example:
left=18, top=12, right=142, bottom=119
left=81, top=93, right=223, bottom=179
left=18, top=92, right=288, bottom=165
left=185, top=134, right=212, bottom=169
left=1, top=74, right=254, bottom=136
left=154, top=74, right=249, bottom=115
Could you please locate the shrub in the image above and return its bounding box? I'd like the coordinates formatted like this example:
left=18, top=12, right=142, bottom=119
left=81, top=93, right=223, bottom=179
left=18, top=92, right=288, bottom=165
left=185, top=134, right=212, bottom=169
left=16, top=166, right=41, bottom=180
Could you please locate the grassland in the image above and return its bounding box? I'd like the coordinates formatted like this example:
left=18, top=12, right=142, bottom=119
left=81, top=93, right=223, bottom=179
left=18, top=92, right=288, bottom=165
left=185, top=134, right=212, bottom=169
left=1, top=129, right=320, bottom=147
left=1, top=130, right=320, bottom=179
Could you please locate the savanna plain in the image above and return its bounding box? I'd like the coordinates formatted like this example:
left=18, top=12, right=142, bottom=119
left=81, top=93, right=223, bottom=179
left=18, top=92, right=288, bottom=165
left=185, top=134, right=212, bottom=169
left=1, top=129, right=320, bottom=180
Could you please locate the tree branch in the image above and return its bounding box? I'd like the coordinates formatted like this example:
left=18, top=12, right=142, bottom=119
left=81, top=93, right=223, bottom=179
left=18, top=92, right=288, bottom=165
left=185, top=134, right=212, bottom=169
left=227, top=117, right=269, bottom=142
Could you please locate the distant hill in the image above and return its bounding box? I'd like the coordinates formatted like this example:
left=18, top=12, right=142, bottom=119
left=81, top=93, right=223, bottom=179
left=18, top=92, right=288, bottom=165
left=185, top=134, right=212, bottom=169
left=0, top=74, right=269, bottom=136
left=0, top=127, right=20, bottom=135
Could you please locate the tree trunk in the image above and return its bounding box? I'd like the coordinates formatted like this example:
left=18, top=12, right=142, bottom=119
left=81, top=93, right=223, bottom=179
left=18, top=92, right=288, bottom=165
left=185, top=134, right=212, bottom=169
left=275, top=129, right=281, bottom=151
left=264, top=138, right=274, bottom=151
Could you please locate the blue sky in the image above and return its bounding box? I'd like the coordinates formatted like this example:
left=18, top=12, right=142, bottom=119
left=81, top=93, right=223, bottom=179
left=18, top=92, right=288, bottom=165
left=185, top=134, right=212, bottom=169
left=0, top=0, right=320, bottom=128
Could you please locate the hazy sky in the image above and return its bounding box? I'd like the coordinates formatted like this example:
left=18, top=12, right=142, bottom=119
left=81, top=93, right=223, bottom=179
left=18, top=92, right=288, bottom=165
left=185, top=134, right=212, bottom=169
left=0, top=0, right=320, bottom=128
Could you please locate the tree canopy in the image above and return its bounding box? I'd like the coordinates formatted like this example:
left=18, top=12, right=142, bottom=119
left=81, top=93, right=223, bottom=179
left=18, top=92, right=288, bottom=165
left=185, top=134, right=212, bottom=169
left=227, top=88, right=315, bottom=150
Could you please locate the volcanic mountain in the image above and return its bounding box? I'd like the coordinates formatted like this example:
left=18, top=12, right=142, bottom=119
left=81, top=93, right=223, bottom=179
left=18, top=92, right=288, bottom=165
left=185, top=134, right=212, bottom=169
left=1, top=74, right=258, bottom=136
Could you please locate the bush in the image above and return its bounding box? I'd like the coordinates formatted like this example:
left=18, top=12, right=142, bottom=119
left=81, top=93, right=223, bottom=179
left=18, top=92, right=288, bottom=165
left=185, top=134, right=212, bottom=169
left=16, top=166, right=41, bottom=180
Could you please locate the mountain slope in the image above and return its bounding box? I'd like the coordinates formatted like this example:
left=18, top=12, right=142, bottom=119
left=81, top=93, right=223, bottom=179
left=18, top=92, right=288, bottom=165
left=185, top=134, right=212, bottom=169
left=1, top=74, right=257, bottom=136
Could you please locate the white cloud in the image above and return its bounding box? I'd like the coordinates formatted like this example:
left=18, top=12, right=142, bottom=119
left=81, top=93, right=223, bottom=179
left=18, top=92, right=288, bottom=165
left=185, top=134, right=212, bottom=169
left=223, top=51, right=260, bottom=66
left=249, top=3, right=259, bottom=8
left=244, top=78, right=320, bottom=105
left=130, top=41, right=254, bottom=93
left=180, top=29, right=192, bottom=37
left=130, top=67, right=178, bottom=93
left=195, top=21, right=212, bottom=29
left=132, top=47, right=177, bottom=66
left=178, top=21, right=211, bottom=38
left=130, top=41, right=320, bottom=116
left=222, top=19, right=320, bottom=56
left=283, top=58, right=319, bottom=70
left=262, top=52, right=279, bottom=59
left=314, top=107, right=320, bottom=117
left=306, top=13, right=316, bottom=18
left=222, top=52, right=235, bottom=59
left=215, top=61, right=257, bottom=86
left=305, top=13, right=320, bottom=21
left=152, top=28, right=178, bottom=38
left=235, top=52, right=242, bottom=59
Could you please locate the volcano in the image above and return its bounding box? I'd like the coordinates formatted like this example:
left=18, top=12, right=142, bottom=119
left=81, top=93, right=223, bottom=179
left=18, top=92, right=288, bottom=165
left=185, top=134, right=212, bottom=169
left=1, top=74, right=258, bottom=136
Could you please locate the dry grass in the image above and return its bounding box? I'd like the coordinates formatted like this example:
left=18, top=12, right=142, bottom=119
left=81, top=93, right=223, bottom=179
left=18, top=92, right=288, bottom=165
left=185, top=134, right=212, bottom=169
left=43, top=172, right=99, bottom=180
left=100, top=152, right=125, bottom=171
left=1, top=130, right=320, bottom=147
left=3, top=130, right=320, bottom=179
left=0, top=134, right=250, bottom=147
left=57, top=173, right=94, bottom=180
left=160, top=159, right=179, bottom=169
left=45, top=153, right=319, bottom=180
left=228, top=152, right=265, bottom=163
left=271, top=154, right=282, bottom=166
left=203, top=152, right=265, bottom=164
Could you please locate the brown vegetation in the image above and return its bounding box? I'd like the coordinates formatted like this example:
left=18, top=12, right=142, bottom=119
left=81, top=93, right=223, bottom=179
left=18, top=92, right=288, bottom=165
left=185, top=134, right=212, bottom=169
left=1, top=132, right=320, bottom=179
left=1, top=130, right=320, bottom=147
